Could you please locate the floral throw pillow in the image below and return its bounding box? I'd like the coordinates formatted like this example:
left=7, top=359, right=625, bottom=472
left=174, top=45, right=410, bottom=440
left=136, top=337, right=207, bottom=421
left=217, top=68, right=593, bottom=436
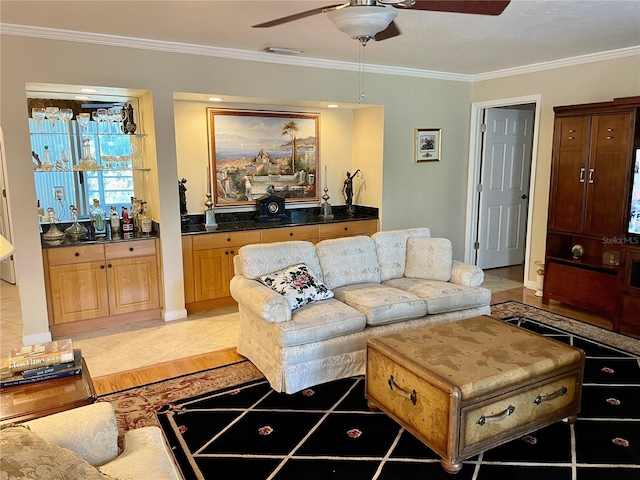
left=258, top=263, right=334, bottom=311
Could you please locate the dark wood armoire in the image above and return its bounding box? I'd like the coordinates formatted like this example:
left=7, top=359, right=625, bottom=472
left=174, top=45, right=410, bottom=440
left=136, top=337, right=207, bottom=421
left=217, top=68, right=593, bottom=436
left=544, top=96, right=640, bottom=333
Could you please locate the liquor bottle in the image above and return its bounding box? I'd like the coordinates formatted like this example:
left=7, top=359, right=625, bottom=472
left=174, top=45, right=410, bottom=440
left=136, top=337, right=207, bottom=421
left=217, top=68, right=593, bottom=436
left=90, top=199, right=106, bottom=238
left=139, top=201, right=153, bottom=236
left=110, top=206, right=121, bottom=239
left=130, top=197, right=141, bottom=237
left=121, top=206, right=134, bottom=239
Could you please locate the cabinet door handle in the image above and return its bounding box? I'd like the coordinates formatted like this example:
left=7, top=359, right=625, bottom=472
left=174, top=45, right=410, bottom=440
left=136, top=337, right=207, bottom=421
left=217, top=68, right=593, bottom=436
left=129, top=247, right=134, bottom=252
left=100, top=264, right=105, bottom=269
left=107, top=264, right=112, bottom=268
left=289, top=232, right=294, bottom=236
left=588, top=168, right=594, bottom=184
left=579, top=168, right=585, bottom=183
left=75, top=252, right=80, bottom=257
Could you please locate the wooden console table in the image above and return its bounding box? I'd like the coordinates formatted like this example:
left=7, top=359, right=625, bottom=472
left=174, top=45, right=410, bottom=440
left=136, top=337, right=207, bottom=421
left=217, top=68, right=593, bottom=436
left=0, top=357, right=96, bottom=425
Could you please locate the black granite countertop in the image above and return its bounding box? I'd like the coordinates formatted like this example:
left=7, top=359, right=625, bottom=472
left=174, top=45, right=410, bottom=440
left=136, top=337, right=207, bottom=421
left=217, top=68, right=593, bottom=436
left=40, top=220, right=160, bottom=249
left=181, top=205, right=379, bottom=235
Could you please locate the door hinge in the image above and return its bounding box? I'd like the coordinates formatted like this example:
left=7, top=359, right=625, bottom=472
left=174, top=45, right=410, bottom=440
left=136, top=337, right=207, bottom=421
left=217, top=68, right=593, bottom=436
left=474, top=242, right=480, bottom=250
left=2, top=189, right=5, bottom=198
left=477, top=184, right=483, bottom=193
left=480, top=123, right=487, bottom=133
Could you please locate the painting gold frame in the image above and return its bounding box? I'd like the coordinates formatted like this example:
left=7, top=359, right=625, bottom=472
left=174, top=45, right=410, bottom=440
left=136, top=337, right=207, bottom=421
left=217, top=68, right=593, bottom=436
left=208, top=108, right=320, bottom=206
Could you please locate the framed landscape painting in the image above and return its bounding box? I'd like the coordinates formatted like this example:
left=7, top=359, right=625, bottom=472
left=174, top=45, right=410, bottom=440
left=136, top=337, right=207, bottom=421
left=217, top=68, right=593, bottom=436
left=208, top=108, right=320, bottom=206
left=415, top=128, right=441, bottom=162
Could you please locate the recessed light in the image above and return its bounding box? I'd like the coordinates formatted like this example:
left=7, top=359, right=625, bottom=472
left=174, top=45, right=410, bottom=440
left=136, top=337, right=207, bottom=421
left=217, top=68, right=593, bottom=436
left=209, top=97, right=223, bottom=102
left=75, top=95, right=90, bottom=99
left=327, top=104, right=339, bottom=108
left=80, top=88, right=97, bottom=93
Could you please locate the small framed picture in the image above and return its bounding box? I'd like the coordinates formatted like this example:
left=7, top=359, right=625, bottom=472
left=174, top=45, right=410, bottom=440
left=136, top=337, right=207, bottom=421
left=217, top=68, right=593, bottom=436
left=415, top=128, right=441, bottom=162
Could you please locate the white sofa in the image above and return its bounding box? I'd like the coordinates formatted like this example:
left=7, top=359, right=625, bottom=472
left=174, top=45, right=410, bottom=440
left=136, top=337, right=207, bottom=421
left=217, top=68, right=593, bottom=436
left=0, top=402, right=182, bottom=479
left=230, top=228, right=491, bottom=394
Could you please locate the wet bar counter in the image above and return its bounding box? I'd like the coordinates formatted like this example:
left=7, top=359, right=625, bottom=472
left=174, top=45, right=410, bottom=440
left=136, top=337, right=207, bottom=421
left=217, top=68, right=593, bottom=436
left=181, top=205, right=379, bottom=313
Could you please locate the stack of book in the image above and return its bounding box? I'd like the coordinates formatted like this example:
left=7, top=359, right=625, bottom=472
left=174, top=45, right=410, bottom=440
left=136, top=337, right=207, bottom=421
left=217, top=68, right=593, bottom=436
left=0, top=339, right=82, bottom=389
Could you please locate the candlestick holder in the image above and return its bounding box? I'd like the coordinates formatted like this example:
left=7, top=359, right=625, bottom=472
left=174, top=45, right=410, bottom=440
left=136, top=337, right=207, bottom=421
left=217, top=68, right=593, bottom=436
left=204, top=192, right=218, bottom=230
left=320, top=186, right=334, bottom=220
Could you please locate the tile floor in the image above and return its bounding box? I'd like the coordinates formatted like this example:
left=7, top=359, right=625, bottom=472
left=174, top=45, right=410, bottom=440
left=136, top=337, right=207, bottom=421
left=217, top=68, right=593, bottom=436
left=0, top=270, right=523, bottom=379
left=0, top=281, right=240, bottom=378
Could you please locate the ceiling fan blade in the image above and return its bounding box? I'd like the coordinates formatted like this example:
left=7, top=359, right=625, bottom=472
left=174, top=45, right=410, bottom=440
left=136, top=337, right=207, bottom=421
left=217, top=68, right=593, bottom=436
left=407, top=0, right=510, bottom=16
left=374, top=20, right=401, bottom=41
left=252, top=3, right=347, bottom=28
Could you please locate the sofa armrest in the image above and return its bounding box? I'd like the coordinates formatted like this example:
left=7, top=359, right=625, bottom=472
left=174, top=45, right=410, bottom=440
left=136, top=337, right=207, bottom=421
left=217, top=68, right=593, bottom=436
left=230, top=275, right=292, bottom=323
left=98, top=427, right=182, bottom=480
left=24, top=402, right=119, bottom=467
left=450, top=260, right=484, bottom=287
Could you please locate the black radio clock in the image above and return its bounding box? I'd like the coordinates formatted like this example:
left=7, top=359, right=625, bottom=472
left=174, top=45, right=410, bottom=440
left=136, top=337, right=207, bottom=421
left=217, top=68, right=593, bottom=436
left=258, top=195, right=288, bottom=223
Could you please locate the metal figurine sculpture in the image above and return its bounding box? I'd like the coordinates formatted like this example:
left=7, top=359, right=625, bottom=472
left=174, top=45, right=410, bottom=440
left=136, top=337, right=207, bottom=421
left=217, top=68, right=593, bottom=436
left=342, top=169, right=361, bottom=215
left=179, top=178, right=190, bottom=226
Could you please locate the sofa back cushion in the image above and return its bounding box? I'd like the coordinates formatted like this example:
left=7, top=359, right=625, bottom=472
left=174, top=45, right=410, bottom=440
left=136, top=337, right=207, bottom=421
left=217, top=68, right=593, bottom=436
left=372, top=228, right=431, bottom=281
left=237, top=241, right=323, bottom=281
left=404, top=237, right=453, bottom=282
left=315, top=236, right=381, bottom=289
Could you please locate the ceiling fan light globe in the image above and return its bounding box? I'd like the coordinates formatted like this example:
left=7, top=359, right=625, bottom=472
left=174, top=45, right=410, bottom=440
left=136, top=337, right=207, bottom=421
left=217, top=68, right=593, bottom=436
left=327, top=6, right=397, bottom=41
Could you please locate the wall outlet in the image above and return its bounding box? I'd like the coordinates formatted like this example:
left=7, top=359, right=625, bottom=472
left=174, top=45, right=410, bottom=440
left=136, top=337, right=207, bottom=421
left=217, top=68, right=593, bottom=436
left=53, top=186, right=65, bottom=201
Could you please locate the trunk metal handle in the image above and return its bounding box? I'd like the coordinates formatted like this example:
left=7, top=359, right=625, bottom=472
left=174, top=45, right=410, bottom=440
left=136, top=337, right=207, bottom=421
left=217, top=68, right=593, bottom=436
left=477, top=405, right=515, bottom=426
left=387, top=375, right=417, bottom=405
left=534, top=386, right=568, bottom=405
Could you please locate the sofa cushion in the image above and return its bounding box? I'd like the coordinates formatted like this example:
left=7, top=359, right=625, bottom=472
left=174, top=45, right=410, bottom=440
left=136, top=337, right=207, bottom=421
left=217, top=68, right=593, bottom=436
left=384, top=277, right=491, bottom=314
left=315, top=236, right=381, bottom=289
left=404, top=237, right=453, bottom=282
left=258, top=263, right=334, bottom=311
left=0, top=426, right=117, bottom=480
left=372, top=228, right=431, bottom=281
left=274, top=298, right=366, bottom=347
left=332, top=283, right=427, bottom=326
left=238, top=241, right=323, bottom=281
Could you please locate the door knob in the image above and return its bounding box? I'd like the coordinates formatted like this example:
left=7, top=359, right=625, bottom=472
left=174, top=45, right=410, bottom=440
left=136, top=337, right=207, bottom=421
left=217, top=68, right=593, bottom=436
left=521, top=194, right=528, bottom=199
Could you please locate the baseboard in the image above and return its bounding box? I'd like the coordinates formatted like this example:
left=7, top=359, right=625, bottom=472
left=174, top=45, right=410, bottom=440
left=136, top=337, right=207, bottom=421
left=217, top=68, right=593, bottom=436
left=23, top=331, right=52, bottom=346
left=163, top=308, right=188, bottom=322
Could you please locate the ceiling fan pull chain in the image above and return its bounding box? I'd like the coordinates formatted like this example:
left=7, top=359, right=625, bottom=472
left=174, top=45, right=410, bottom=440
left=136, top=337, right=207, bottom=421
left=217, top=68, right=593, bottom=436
left=359, top=42, right=366, bottom=103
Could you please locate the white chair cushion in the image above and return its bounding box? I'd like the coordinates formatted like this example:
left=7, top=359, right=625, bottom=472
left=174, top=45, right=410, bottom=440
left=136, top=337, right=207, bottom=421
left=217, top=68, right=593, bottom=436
left=258, top=263, right=334, bottom=311
left=238, top=241, right=323, bottom=281
left=404, top=237, right=453, bottom=282
left=384, top=277, right=491, bottom=314
left=372, top=228, right=431, bottom=281
left=315, top=236, right=381, bottom=289
left=332, top=283, right=427, bottom=326
left=273, top=298, right=366, bottom=347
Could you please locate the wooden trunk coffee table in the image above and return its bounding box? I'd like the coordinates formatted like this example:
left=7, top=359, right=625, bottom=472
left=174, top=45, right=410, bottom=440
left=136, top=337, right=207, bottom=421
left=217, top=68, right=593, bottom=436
left=365, top=315, right=584, bottom=473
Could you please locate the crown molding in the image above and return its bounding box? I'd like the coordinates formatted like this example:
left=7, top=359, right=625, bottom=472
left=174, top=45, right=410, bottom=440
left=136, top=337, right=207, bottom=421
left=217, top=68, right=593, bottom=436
left=473, top=45, right=640, bottom=82
left=2, top=23, right=638, bottom=83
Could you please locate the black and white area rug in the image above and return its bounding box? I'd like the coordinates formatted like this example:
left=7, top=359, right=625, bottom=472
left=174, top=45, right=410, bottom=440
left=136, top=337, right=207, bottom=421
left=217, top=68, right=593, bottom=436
left=157, top=309, right=640, bottom=480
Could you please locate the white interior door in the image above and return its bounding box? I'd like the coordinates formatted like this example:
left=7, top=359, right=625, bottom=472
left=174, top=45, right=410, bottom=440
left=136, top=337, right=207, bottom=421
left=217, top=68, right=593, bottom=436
left=0, top=127, right=16, bottom=284
left=477, top=108, right=534, bottom=269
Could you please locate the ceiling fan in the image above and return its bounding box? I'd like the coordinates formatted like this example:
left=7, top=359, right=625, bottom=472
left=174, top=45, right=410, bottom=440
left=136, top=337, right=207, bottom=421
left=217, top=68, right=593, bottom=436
left=253, top=0, right=511, bottom=45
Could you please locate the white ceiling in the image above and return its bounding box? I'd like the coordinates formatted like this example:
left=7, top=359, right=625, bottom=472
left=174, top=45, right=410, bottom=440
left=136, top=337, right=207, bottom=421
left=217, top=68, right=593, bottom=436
left=2, top=0, right=640, bottom=76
